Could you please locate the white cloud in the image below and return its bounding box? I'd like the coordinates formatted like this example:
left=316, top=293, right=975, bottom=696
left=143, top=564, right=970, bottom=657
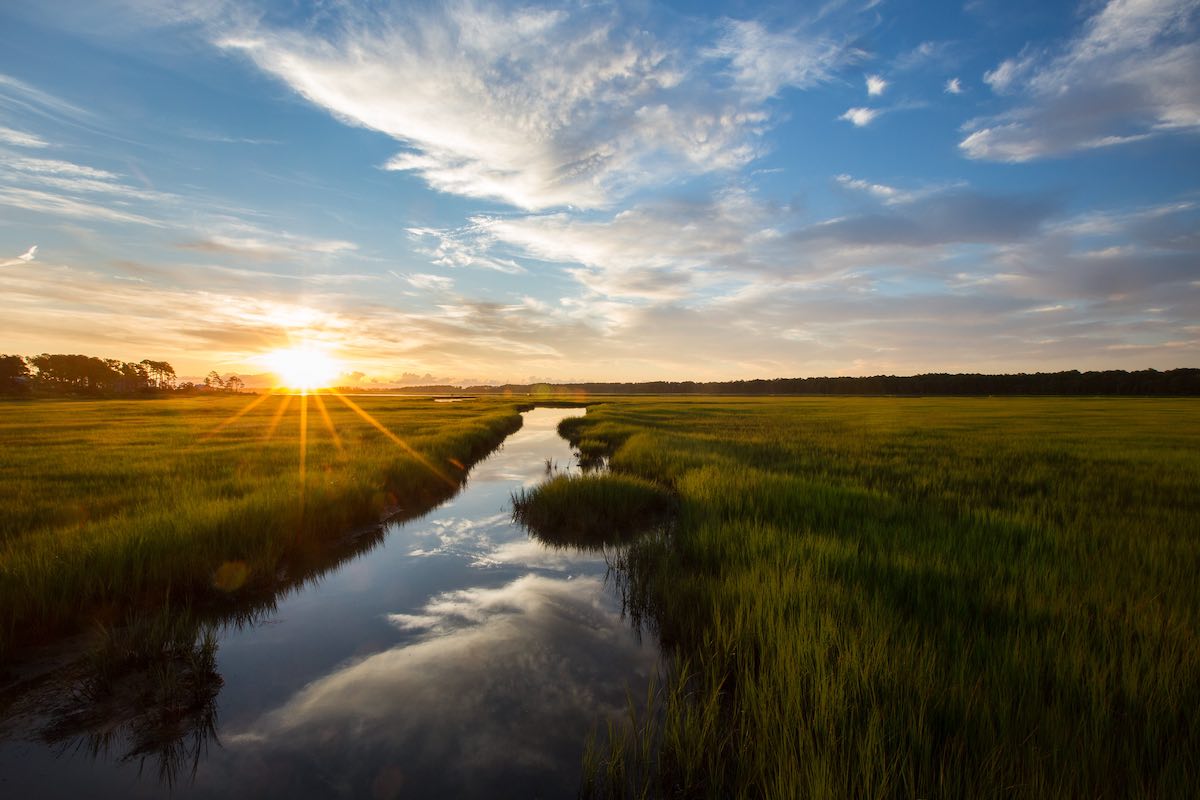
left=982, top=54, right=1035, bottom=94
left=394, top=271, right=454, bottom=291
left=832, top=173, right=966, bottom=205
left=945, top=77, right=963, bottom=94
left=835, top=173, right=902, bottom=201
left=839, top=106, right=880, bottom=126
left=0, top=125, right=48, bottom=148
left=892, top=40, right=951, bottom=71
left=178, top=218, right=358, bottom=260
left=218, top=6, right=848, bottom=210
left=964, top=0, right=1200, bottom=161
left=0, top=185, right=164, bottom=226
left=866, top=74, right=888, bottom=95
left=709, top=19, right=846, bottom=101
left=407, top=225, right=526, bottom=274
left=0, top=245, right=38, bottom=268
left=0, top=72, right=93, bottom=123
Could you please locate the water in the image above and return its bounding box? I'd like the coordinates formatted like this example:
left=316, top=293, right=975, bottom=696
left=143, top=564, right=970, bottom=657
left=0, top=408, right=659, bottom=799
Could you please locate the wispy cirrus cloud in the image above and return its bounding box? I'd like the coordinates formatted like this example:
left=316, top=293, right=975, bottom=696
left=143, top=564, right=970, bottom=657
left=0, top=72, right=93, bottom=124
left=177, top=218, right=357, bottom=261
left=0, top=125, right=48, bottom=148
left=215, top=4, right=852, bottom=210
left=962, top=0, right=1200, bottom=161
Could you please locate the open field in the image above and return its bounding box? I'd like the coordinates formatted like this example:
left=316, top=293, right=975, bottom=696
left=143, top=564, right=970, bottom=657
left=544, top=397, right=1200, bottom=798
left=0, top=394, right=528, bottom=656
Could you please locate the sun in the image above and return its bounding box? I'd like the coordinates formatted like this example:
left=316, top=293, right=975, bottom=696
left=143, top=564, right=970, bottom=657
left=263, top=345, right=341, bottom=390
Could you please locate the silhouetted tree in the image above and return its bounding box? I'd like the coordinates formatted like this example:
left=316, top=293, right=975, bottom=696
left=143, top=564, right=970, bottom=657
left=204, top=371, right=224, bottom=391
left=30, top=353, right=121, bottom=392
left=140, top=359, right=177, bottom=390
left=0, top=354, right=30, bottom=394
left=225, top=375, right=244, bottom=393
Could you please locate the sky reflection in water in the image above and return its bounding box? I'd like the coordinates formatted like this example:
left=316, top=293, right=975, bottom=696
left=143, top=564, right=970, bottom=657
left=0, top=408, right=659, bottom=799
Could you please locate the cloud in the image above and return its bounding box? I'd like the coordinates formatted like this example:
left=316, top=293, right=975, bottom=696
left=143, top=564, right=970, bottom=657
left=0, top=149, right=182, bottom=227
left=981, top=53, right=1036, bottom=94
left=797, top=189, right=1060, bottom=246
left=945, top=77, right=963, bottom=94
left=962, top=0, right=1200, bottom=161
left=465, top=188, right=787, bottom=301
left=177, top=226, right=357, bottom=261
left=708, top=18, right=846, bottom=101
left=0, top=72, right=93, bottom=123
left=0, top=185, right=164, bottom=226
left=407, top=226, right=527, bottom=274
left=0, top=125, right=47, bottom=148
left=393, top=271, right=455, bottom=291
left=839, top=106, right=880, bottom=126
left=834, top=174, right=903, bottom=202
left=0, top=245, right=38, bottom=268
left=866, top=74, right=888, bottom=95
left=892, top=40, right=951, bottom=71
left=217, top=5, right=849, bottom=210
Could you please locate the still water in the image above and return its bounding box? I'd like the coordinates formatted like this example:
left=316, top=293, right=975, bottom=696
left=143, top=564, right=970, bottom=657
left=0, top=408, right=659, bottom=799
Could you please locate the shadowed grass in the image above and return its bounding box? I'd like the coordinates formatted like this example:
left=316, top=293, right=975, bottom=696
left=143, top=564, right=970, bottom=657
left=0, top=395, right=529, bottom=657
left=566, top=396, right=1200, bottom=799
left=512, top=473, right=675, bottom=549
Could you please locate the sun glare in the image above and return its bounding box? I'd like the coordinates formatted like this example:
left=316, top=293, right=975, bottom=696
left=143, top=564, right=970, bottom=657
left=264, top=346, right=340, bottom=390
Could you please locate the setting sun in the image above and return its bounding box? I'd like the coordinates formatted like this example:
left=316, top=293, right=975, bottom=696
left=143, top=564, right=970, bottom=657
left=263, top=346, right=341, bottom=390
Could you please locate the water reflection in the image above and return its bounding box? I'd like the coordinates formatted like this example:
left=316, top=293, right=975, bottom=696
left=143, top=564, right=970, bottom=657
left=17, top=623, right=222, bottom=789
left=0, top=407, right=661, bottom=799
left=221, top=574, right=654, bottom=798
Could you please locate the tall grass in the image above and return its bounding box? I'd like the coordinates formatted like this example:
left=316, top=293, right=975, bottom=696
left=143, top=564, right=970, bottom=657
left=512, top=473, right=675, bottom=549
left=0, top=395, right=527, bottom=657
left=566, top=397, right=1200, bottom=798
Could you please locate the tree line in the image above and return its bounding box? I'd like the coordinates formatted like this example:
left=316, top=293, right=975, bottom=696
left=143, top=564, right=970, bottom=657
left=365, top=368, right=1200, bottom=397
left=0, top=353, right=245, bottom=396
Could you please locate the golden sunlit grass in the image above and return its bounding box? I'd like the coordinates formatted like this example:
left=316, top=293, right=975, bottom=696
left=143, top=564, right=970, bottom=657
left=0, top=394, right=527, bottom=656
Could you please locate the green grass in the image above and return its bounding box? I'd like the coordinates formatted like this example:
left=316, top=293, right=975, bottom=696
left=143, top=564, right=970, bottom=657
left=0, top=394, right=529, bottom=657
left=512, top=473, right=675, bottom=549
left=561, top=397, right=1200, bottom=799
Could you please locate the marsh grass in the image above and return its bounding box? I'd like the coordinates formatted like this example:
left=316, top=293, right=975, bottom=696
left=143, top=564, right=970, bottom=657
left=0, top=395, right=527, bottom=656
left=512, top=473, right=675, bottom=550
left=566, top=397, right=1200, bottom=798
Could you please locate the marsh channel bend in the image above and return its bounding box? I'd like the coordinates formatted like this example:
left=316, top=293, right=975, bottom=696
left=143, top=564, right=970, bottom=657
left=0, top=408, right=661, bottom=799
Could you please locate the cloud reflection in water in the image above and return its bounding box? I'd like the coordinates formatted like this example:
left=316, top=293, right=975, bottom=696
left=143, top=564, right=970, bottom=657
left=224, top=574, right=656, bottom=798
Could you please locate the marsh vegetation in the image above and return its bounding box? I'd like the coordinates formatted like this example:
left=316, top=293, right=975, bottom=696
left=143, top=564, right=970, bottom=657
left=2, top=395, right=1196, bottom=798
left=0, top=395, right=528, bottom=655
left=512, top=473, right=674, bottom=550
left=561, top=397, right=1200, bottom=798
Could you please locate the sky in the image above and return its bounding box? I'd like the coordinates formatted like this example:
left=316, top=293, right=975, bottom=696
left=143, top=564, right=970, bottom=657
left=1, top=0, right=1197, bottom=385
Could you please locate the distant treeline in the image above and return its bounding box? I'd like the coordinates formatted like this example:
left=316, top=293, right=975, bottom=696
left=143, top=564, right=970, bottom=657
left=349, top=368, right=1200, bottom=397
left=0, top=353, right=244, bottom=396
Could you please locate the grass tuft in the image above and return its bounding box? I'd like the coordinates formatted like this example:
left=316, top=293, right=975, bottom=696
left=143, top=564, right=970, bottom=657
left=512, top=473, right=674, bottom=549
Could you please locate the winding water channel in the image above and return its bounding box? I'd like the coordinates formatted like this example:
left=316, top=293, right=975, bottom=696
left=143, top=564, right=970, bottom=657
left=0, top=408, right=661, bottom=798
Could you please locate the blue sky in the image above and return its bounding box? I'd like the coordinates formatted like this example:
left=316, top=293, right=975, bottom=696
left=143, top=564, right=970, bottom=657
left=1, top=0, right=1197, bottom=384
